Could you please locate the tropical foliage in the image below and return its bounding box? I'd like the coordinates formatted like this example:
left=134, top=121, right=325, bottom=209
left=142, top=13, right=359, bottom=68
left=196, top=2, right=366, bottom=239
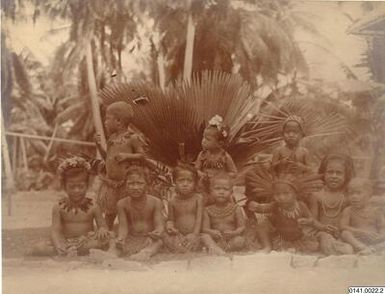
left=1, top=0, right=383, bottom=185
left=99, top=71, right=353, bottom=169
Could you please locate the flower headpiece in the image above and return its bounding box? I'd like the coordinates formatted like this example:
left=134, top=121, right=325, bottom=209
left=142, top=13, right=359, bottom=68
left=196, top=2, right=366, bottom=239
left=208, top=115, right=228, bottom=139
left=283, top=115, right=305, bottom=135
left=57, top=156, right=91, bottom=181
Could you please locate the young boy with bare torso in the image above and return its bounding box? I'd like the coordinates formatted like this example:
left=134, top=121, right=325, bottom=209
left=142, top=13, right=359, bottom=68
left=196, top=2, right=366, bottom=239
left=96, top=101, right=146, bottom=230
left=201, top=173, right=246, bottom=255
left=164, top=163, right=204, bottom=253
left=115, top=166, right=164, bottom=261
left=340, top=178, right=385, bottom=255
left=29, top=157, right=110, bottom=256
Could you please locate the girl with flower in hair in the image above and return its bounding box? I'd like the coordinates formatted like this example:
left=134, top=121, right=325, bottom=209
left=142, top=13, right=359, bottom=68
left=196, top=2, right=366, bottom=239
left=195, top=115, right=237, bottom=203
left=28, top=156, right=111, bottom=257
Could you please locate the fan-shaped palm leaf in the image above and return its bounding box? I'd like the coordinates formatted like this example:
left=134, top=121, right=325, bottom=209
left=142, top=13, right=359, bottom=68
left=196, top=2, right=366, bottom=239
left=99, top=71, right=281, bottom=167
left=251, top=96, right=354, bottom=160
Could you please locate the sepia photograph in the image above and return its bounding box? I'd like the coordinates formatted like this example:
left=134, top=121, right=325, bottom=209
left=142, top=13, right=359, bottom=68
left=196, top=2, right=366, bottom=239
left=1, top=0, right=385, bottom=293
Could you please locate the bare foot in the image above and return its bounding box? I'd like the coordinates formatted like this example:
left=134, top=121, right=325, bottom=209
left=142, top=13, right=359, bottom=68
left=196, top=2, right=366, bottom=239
left=358, top=247, right=374, bottom=255
left=130, top=251, right=151, bottom=262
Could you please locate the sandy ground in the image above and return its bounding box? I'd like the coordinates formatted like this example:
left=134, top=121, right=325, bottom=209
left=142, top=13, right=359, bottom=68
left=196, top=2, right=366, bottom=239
left=2, top=190, right=385, bottom=294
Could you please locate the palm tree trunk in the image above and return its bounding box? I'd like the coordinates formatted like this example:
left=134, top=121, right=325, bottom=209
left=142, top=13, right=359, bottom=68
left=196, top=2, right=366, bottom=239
left=1, top=114, right=15, bottom=216
left=44, top=122, right=58, bottom=163
left=183, top=6, right=195, bottom=83
left=86, top=41, right=107, bottom=152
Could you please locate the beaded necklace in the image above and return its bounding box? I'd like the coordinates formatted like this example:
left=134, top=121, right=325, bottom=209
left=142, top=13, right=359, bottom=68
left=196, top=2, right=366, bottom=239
left=201, top=150, right=227, bottom=170
left=278, top=201, right=301, bottom=219
left=207, top=203, right=237, bottom=218
left=321, top=192, right=344, bottom=218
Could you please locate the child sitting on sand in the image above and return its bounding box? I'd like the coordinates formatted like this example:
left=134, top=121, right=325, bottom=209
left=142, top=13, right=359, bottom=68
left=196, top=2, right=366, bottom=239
left=115, top=166, right=164, bottom=261
left=95, top=101, right=146, bottom=230
left=248, top=176, right=321, bottom=253
left=195, top=115, right=237, bottom=203
left=309, top=153, right=354, bottom=255
left=340, top=178, right=385, bottom=255
left=201, top=173, right=246, bottom=254
left=163, top=163, right=204, bottom=253
left=29, top=156, right=110, bottom=257
left=271, top=115, right=312, bottom=179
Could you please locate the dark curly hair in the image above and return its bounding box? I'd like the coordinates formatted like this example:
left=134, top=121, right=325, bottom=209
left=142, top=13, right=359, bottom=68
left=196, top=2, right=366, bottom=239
left=125, top=165, right=150, bottom=183
left=172, top=162, right=199, bottom=184
left=318, top=153, right=355, bottom=190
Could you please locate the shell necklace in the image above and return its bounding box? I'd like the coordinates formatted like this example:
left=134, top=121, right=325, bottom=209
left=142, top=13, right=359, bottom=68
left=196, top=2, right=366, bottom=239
left=321, top=192, right=344, bottom=218
left=278, top=201, right=301, bottom=219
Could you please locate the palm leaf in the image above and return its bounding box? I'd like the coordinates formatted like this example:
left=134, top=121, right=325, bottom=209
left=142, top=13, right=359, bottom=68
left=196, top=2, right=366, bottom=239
left=99, top=70, right=284, bottom=167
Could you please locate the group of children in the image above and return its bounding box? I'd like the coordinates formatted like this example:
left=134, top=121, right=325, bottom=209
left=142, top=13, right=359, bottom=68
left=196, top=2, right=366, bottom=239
left=30, top=101, right=385, bottom=261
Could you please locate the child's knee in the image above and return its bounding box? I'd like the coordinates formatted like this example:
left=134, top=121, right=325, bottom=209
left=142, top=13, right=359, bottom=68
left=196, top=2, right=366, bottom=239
left=340, top=230, right=352, bottom=240
left=340, top=243, right=354, bottom=255
left=201, top=233, right=215, bottom=245
left=306, top=240, right=319, bottom=252
left=230, top=236, right=246, bottom=251
left=29, top=241, right=55, bottom=256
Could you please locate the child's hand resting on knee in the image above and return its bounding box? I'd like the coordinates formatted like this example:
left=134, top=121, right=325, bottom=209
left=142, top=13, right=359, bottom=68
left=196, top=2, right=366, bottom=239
left=97, top=227, right=109, bottom=240
left=166, top=223, right=179, bottom=235
left=223, top=230, right=237, bottom=240
left=210, top=230, right=223, bottom=240
left=185, top=233, right=200, bottom=250
left=321, top=224, right=339, bottom=235
left=148, top=229, right=163, bottom=240
left=298, top=218, right=314, bottom=226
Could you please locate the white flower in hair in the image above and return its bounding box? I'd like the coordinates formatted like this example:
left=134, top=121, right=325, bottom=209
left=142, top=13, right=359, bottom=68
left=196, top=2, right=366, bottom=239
left=209, top=115, right=223, bottom=127
left=209, top=115, right=228, bottom=138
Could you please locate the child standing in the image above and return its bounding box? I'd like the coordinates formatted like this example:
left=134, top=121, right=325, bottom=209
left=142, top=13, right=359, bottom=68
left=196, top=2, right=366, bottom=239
left=96, top=101, right=146, bottom=230
left=248, top=177, right=321, bottom=253
left=195, top=115, right=237, bottom=203
left=340, top=178, right=385, bottom=255
left=115, top=166, right=164, bottom=261
left=163, top=163, right=204, bottom=253
left=271, top=115, right=312, bottom=179
left=201, top=173, right=246, bottom=255
left=29, top=157, right=110, bottom=256
left=309, top=153, right=354, bottom=255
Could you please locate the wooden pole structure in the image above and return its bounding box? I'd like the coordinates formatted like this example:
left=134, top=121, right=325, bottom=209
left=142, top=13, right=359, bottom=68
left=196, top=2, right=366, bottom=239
left=11, top=136, right=18, bottom=177
left=183, top=0, right=195, bottom=83
left=5, top=131, right=96, bottom=146
left=86, top=41, right=107, bottom=154
left=20, top=137, right=28, bottom=171
left=1, top=114, right=15, bottom=216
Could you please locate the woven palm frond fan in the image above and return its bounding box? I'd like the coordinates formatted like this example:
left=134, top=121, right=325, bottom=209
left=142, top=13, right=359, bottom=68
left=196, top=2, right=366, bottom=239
left=243, top=95, right=353, bottom=202
left=99, top=71, right=352, bottom=177
left=99, top=71, right=284, bottom=169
